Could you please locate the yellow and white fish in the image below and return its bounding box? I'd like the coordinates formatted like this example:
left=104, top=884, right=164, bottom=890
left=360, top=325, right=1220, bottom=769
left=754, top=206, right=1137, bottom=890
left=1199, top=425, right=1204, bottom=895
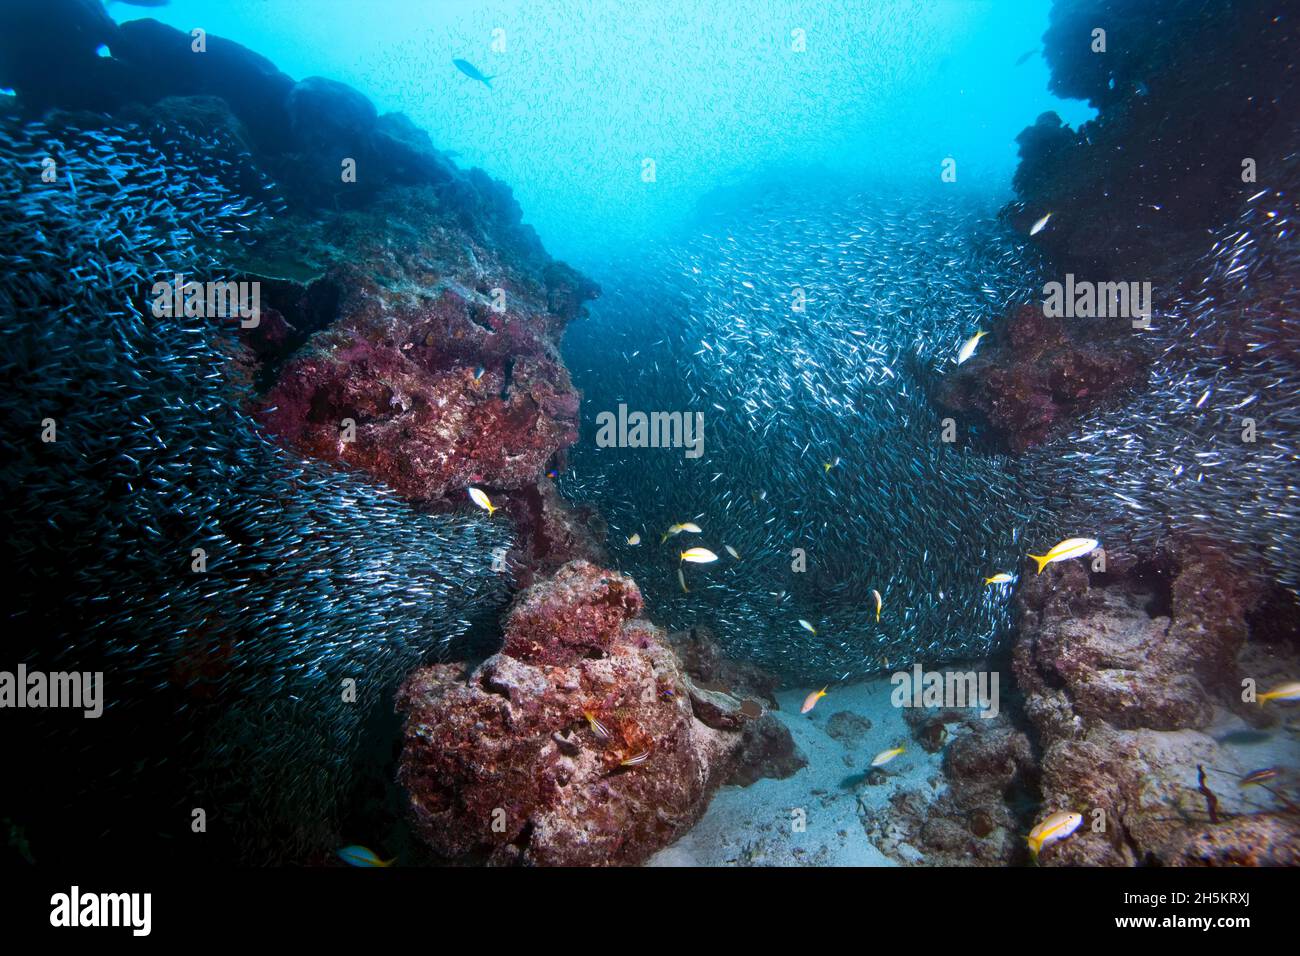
left=467, top=486, right=496, bottom=515
left=1029, top=211, right=1052, bottom=236
left=823, top=457, right=841, bottom=472
left=626, top=532, right=641, bottom=546
left=984, top=573, right=1015, bottom=585
left=871, top=746, right=905, bottom=767
left=620, top=750, right=651, bottom=767
left=661, top=521, right=702, bottom=543
left=1027, top=537, right=1099, bottom=574
left=583, top=710, right=612, bottom=741
left=871, top=588, right=882, bottom=623
left=801, top=686, right=828, bottom=714
left=680, top=547, right=719, bottom=564
left=956, top=330, right=988, bottom=365
left=337, top=845, right=394, bottom=867
left=798, top=619, right=817, bottom=635
left=1259, top=681, right=1300, bottom=704
left=724, top=544, right=741, bottom=560
left=1026, top=810, right=1082, bottom=858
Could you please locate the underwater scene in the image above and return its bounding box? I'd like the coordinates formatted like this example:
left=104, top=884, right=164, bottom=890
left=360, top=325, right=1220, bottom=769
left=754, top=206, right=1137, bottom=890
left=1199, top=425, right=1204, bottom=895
left=1, top=0, right=1299, bottom=898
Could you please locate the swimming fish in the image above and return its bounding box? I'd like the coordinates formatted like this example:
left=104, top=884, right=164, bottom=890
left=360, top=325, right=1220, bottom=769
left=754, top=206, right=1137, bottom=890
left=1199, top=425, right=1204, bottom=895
left=660, top=521, right=702, bottom=543
left=452, top=58, right=494, bottom=88
left=798, top=619, right=817, bottom=635
left=677, top=567, right=688, bottom=593
left=1239, top=767, right=1280, bottom=787
left=626, top=533, right=641, bottom=545
left=725, top=544, right=740, bottom=559
left=984, top=573, right=1015, bottom=585
left=1027, top=537, right=1099, bottom=574
left=1026, top=810, right=1082, bottom=858
left=583, top=710, right=612, bottom=741
left=1014, top=48, right=1037, bottom=66
left=1029, top=212, right=1053, bottom=236
left=680, top=547, right=719, bottom=564
left=956, top=330, right=987, bottom=365
left=337, top=845, right=394, bottom=867
left=467, top=486, right=496, bottom=515
left=871, top=588, right=882, bottom=622
left=1258, top=681, right=1300, bottom=703
left=472, top=366, right=486, bottom=381
left=823, top=457, right=841, bottom=472
left=620, top=750, right=651, bottom=767
left=801, top=687, right=828, bottom=714
left=871, top=746, right=905, bottom=767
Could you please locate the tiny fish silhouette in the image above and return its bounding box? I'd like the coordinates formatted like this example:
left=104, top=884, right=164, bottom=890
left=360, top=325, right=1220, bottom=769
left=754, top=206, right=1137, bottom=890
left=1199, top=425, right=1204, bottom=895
left=453, top=59, right=494, bottom=88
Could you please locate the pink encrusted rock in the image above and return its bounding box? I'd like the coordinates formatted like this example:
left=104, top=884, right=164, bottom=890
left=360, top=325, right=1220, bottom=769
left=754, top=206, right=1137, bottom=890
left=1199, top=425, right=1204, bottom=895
left=936, top=304, right=1147, bottom=453
left=251, top=186, right=598, bottom=504
left=396, top=560, right=798, bottom=866
left=501, top=560, right=642, bottom=666
left=1010, top=544, right=1300, bottom=866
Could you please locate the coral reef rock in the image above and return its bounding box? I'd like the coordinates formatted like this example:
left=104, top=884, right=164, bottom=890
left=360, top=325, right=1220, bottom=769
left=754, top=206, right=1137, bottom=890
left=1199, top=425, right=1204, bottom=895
left=396, top=561, right=800, bottom=865
left=1013, top=551, right=1300, bottom=866
left=936, top=304, right=1147, bottom=453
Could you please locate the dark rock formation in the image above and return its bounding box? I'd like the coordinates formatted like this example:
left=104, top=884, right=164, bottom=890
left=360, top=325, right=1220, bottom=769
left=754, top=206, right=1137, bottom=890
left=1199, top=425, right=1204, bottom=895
left=666, top=625, right=781, bottom=708
left=396, top=561, right=800, bottom=865
left=1013, top=0, right=1300, bottom=272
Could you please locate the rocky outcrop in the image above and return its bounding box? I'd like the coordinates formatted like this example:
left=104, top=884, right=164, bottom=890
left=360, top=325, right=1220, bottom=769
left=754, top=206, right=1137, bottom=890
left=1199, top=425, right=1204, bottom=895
left=1013, top=0, right=1299, bottom=272
left=936, top=304, right=1146, bottom=453
left=0, top=3, right=601, bottom=566
left=866, top=701, right=1038, bottom=866
left=1012, top=551, right=1300, bottom=865
left=395, top=561, right=800, bottom=865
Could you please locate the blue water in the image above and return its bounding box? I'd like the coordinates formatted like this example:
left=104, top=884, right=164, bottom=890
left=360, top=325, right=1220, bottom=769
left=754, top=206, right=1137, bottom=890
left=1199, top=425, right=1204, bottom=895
left=115, top=0, right=1093, bottom=269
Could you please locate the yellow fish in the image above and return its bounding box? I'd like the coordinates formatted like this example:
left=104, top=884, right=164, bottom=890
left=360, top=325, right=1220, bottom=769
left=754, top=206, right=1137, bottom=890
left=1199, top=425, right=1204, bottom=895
left=1026, top=810, right=1082, bottom=858
left=1029, top=211, right=1052, bottom=236
left=626, top=533, right=641, bottom=546
left=871, top=588, right=882, bottom=622
left=660, top=521, right=702, bottom=543
left=467, top=486, right=496, bottom=515
left=1259, top=681, right=1300, bottom=703
left=956, top=330, right=988, bottom=365
left=583, top=710, right=612, bottom=741
left=681, top=547, right=719, bottom=564
left=724, top=545, right=740, bottom=560
left=823, top=457, right=841, bottom=472
left=798, top=619, right=817, bottom=635
left=620, top=750, right=651, bottom=767
left=871, top=746, right=905, bottom=767
left=1027, top=537, right=1099, bottom=574
left=984, top=573, right=1015, bottom=585
left=801, top=686, right=827, bottom=714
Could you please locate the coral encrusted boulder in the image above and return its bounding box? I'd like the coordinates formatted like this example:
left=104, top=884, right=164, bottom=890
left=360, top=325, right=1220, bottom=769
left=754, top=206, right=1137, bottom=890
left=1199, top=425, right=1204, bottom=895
left=396, top=560, right=797, bottom=865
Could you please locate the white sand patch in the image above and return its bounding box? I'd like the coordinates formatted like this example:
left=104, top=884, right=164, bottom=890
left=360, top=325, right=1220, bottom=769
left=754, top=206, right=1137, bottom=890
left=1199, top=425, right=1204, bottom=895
left=648, top=674, right=946, bottom=866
